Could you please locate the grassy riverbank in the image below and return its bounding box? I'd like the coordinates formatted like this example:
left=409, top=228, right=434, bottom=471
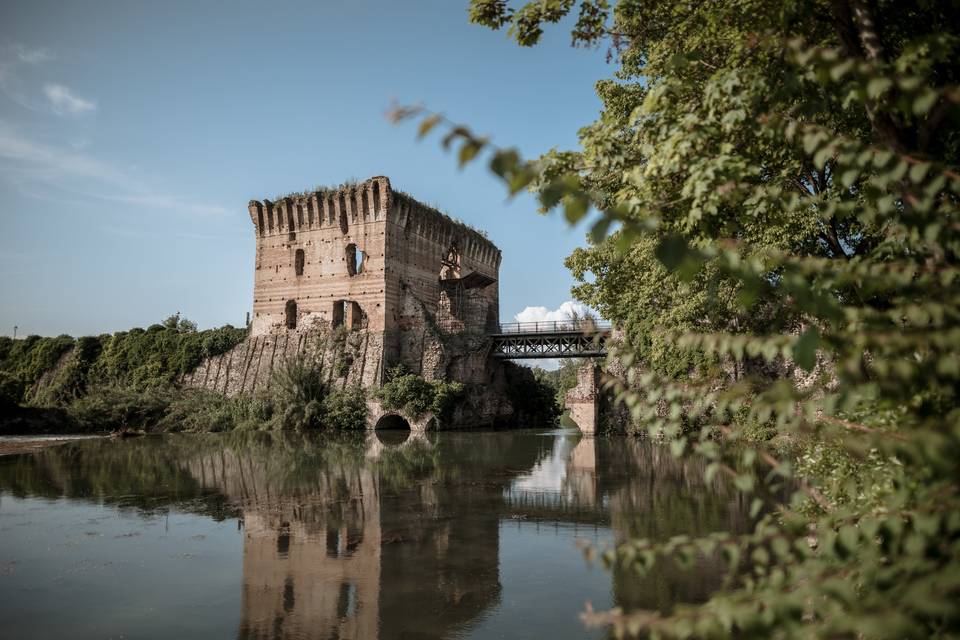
left=0, top=315, right=560, bottom=435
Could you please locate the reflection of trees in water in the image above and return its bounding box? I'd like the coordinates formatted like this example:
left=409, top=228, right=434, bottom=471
left=0, top=432, right=753, bottom=637
left=0, top=437, right=238, bottom=520
left=0, top=432, right=544, bottom=640
left=595, top=438, right=752, bottom=615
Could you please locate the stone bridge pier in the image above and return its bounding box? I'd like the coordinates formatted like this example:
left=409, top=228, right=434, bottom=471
left=564, top=365, right=601, bottom=436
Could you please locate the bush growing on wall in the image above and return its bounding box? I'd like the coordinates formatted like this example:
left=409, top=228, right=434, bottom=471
left=376, top=365, right=464, bottom=421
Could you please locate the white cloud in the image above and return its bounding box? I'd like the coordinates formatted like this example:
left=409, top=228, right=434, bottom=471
left=515, top=300, right=595, bottom=324
left=512, top=301, right=601, bottom=371
left=43, top=83, right=97, bottom=116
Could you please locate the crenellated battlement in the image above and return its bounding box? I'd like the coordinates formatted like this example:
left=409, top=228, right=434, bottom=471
left=247, top=177, right=501, bottom=270
left=248, top=176, right=392, bottom=237
left=246, top=175, right=501, bottom=374
left=391, top=192, right=501, bottom=270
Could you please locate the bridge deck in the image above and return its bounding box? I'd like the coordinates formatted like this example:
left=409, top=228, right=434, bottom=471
left=489, top=320, right=611, bottom=359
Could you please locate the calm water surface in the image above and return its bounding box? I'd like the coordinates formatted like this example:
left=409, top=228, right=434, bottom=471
left=0, top=429, right=750, bottom=639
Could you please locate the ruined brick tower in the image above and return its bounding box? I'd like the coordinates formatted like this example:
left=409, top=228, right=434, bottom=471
left=246, top=176, right=501, bottom=378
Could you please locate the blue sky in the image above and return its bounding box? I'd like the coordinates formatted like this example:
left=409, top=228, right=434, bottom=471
left=0, top=0, right=608, bottom=337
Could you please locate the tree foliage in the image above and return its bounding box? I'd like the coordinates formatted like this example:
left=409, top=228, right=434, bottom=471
left=0, top=320, right=248, bottom=406
left=376, top=365, right=465, bottom=421
left=393, top=0, right=960, bottom=636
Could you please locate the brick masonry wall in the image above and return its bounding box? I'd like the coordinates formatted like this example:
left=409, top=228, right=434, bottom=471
left=182, top=327, right=385, bottom=397
left=248, top=177, right=391, bottom=336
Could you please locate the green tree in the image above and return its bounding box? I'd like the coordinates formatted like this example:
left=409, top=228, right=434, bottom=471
left=393, top=1, right=960, bottom=636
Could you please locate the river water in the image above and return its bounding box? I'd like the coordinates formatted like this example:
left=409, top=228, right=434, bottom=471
left=0, top=429, right=750, bottom=639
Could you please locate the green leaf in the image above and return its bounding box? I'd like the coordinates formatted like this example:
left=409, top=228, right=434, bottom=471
left=912, top=89, right=939, bottom=116
left=589, top=217, right=613, bottom=244
left=655, top=234, right=690, bottom=271
left=670, top=437, right=687, bottom=457
left=489, top=149, right=520, bottom=177
left=866, top=76, right=893, bottom=99
left=458, top=140, right=483, bottom=168
left=417, top=114, right=442, bottom=139
left=733, top=473, right=755, bottom=492
left=564, top=195, right=590, bottom=225
left=793, top=326, right=820, bottom=372
left=909, top=162, right=931, bottom=183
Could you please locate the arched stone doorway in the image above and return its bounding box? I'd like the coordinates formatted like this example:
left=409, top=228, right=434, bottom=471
left=374, top=414, right=411, bottom=445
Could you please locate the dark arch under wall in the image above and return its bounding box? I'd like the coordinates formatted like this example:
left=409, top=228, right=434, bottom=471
left=375, top=414, right=410, bottom=431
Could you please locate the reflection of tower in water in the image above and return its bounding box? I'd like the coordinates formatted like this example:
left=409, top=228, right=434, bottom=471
left=186, top=448, right=381, bottom=639
left=185, top=435, right=506, bottom=640
left=238, top=473, right=381, bottom=640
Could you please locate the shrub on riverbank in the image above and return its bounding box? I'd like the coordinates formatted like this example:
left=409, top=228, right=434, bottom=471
left=0, top=318, right=261, bottom=433
left=0, top=318, right=247, bottom=409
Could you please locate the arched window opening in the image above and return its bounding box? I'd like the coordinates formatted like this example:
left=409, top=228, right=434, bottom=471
left=296, top=203, right=304, bottom=227
left=295, top=249, right=305, bottom=276
left=327, top=196, right=336, bottom=224
left=306, top=199, right=315, bottom=227
left=257, top=210, right=265, bottom=236
left=331, top=300, right=344, bottom=328
left=350, top=191, right=358, bottom=221
left=267, top=208, right=275, bottom=232
left=345, top=244, right=365, bottom=276
left=373, top=181, right=381, bottom=216
left=285, top=299, right=297, bottom=329
left=286, top=207, right=295, bottom=232
left=361, top=189, right=369, bottom=217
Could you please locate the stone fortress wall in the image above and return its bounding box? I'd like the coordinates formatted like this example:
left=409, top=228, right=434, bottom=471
left=186, top=176, right=516, bottom=428
left=243, top=176, right=501, bottom=382
left=247, top=176, right=392, bottom=337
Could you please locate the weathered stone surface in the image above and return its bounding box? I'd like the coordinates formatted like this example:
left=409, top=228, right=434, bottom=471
left=246, top=176, right=500, bottom=375
left=565, top=365, right=600, bottom=436
left=186, top=176, right=534, bottom=430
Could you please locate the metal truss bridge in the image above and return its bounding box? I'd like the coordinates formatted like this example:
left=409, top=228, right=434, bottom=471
left=489, top=319, right=611, bottom=359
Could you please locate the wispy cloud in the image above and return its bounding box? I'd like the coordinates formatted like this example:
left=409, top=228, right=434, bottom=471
left=0, top=122, right=229, bottom=217
left=43, top=83, right=97, bottom=116
left=0, top=43, right=55, bottom=111
left=0, top=123, right=122, bottom=183
left=14, top=45, right=54, bottom=65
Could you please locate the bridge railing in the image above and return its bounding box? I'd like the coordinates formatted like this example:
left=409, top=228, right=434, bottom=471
left=495, top=319, right=612, bottom=335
